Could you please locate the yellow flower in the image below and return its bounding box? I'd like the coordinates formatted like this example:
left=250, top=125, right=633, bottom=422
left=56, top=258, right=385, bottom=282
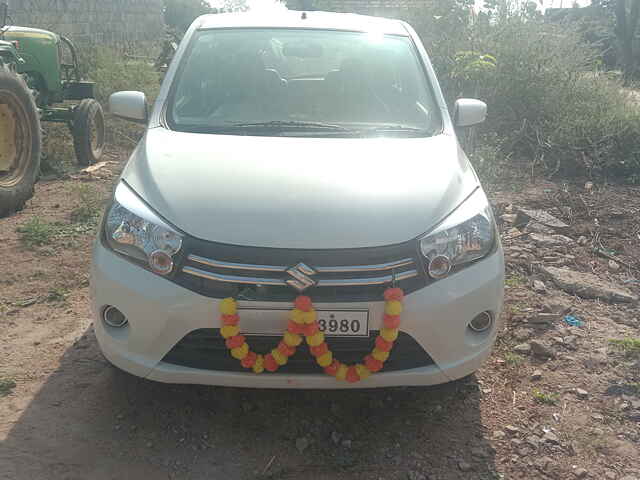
left=219, top=297, right=237, bottom=315
left=284, top=331, right=302, bottom=347
left=271, top=348, right=288, bottom=366
left=335, top=364, right=348, bottom=381
left=380, top=327, right=399, bottom=343
left=355, top=364, right=371, bottom=380
left=290, top=308, right=305, bottom=324
left=231, top=343, right=249, bottom=360
left=317, top=351, right=333, bottom=367
left=306, top=331, right=325, bottom=347
left=301, top=310, right=317, bottom=324
left=220, top=325, right=240, bottom=339
left=253, top=355, right=264, bottom=374
left=372, top=348, right=390, bottom=362
left=384, top=300, right=402, bottom=316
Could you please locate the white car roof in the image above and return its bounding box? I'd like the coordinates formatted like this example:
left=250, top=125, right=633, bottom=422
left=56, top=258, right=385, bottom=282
left=196, top=10, right=410, bottom=36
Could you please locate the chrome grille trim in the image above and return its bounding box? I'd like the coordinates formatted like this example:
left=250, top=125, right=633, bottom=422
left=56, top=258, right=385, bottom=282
left=182, top=266, right=287, bottom=286
left=188, top=254, right=287, bottom=272
left=181, top=252, right=420, bottom=288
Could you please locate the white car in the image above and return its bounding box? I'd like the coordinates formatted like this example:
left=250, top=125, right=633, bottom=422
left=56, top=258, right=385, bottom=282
left=91, top=10, right=504, bottom=389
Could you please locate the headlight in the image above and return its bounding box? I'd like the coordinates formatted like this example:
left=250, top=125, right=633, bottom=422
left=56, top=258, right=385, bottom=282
left=419, top=189, right=495, bottom=279
left=104, top=182, right=183, bottom=275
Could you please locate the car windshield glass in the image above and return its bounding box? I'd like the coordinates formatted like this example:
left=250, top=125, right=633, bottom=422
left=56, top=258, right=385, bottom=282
left=167, top=28, right=442, bottom=137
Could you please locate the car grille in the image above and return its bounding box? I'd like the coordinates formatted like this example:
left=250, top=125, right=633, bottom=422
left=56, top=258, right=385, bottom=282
left=162, top=329, right=435, bottom=374
left=171, top=237, right=428, bottom=302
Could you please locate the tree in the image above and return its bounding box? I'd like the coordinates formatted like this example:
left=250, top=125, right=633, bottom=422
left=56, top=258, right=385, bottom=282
left=614, top=0, right=640, bottom=78
left=163, top=0, right=212, bottom=33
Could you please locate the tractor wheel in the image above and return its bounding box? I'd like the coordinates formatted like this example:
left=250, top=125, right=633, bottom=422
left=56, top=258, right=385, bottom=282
left=72, top=98, right=105, bottom=166
left=0, top=64, right=42, bottom=218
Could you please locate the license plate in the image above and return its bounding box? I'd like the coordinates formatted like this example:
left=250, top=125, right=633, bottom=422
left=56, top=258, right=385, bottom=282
left=316, top=310, right=369, bottom=337
left=237, top=308, right=370, bottom=337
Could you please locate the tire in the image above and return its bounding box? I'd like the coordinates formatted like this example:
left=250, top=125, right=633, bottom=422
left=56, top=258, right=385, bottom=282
left=72, top=98, right=105, bottom=166
left=0, top=64, right=42, bottom=218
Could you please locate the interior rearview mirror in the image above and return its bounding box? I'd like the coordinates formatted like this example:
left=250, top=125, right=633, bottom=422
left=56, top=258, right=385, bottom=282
left=454, top=98, right=487, bottom=127
left=109, top=91, right=148, bottom=124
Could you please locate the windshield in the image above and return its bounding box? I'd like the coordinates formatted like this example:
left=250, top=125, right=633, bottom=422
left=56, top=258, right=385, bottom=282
left=167, top=28, right=442, bottom=137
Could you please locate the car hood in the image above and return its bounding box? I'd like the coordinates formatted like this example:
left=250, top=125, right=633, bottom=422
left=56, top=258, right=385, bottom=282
left=122, top=128, right=478, bottom=249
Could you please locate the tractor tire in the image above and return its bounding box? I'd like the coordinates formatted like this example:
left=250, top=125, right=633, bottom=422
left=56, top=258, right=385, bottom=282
left=0, top=64, right=42, bottom=218
left=72, top=98, right=105, bottom=166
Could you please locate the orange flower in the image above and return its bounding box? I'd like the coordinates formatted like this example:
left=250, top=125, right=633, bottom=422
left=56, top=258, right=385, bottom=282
left=375, top=336, right=393, bottom=352
left=324, top=360, right=340, bottom=376
left=287, top=320, right=305, bottom=335
left=294, top=296, right=313, bottom=312
left=317, top=351, right=333, bottom=367
left=225, top=335, right=246, bottom=350
left=306, top=331, right=325, bottom=347
left=384, top=287, right=404, bottom=302
left=346, top=366, right=360, bottom=383
left=221, top=314, right=240, bottom=326
left=277, top=341, right=296, bottom=357
left=264, top=353, right=279, bottom=372
left=310, top=342, right=329, bottom=357
left=241, top=351, right=257, bottom=368
left=383, top=314, right=401, bottom=329
left=365, top=354, right=384, bottom=373
left=303, top=322, right=319, bottom=337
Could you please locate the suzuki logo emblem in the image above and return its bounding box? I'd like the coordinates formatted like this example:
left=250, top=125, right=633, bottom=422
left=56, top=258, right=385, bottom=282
left=286, top=262, right=317, bottom=292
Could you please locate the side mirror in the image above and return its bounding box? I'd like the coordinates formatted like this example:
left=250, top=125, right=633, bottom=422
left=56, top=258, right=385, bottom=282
left=109, top=91, right=148, bottom=124
left=0, top=3, right=8, bottom=29
left=453, top=98, right=487, bottom=127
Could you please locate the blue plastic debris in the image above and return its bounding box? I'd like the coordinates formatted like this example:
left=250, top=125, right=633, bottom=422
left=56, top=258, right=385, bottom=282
left=563, top=315, right=584, bottom=327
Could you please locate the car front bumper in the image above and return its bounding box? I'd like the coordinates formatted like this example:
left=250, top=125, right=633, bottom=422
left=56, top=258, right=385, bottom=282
left=91, top=241, right=504, bottom=389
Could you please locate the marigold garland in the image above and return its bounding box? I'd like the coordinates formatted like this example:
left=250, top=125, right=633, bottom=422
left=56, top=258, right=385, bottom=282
left=217, top=287, right=404, bottom=383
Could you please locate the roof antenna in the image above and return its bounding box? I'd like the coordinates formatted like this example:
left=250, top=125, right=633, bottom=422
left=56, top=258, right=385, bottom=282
left=301, top=11, right=307, bottom=20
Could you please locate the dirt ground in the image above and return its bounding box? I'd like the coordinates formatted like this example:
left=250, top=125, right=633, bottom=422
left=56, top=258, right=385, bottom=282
left=1, top=149, right=639, bottom=480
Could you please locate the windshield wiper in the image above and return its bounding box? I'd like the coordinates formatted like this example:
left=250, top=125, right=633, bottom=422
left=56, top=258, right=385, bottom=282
left=363, top=125, right=431, bottom=135
left=227, top=120, right=353, bottom=131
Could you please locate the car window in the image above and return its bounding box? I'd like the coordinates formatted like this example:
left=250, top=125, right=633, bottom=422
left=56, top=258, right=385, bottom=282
left=167, top=28, right=442, bottom=137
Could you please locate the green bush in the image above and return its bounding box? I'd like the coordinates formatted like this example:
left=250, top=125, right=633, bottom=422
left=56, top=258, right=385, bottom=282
left=405, top=6, right=640, bottom=180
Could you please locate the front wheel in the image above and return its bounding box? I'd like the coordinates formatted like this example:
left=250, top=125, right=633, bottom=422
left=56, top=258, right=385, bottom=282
left=0, top=64, right=42, bottom=218
left=72, top=98, right=105, bottom=166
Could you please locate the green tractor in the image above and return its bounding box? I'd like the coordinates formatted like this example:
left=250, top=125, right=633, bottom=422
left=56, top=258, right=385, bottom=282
left=0, top=2, right=105, bottom=217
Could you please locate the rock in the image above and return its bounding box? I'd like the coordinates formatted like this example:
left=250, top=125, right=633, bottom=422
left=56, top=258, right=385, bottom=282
left=531, top=312, right=560, bottom=325
left=296, top=437, right=310, bottom=453
left=517, top=447, right=530, bottom=457
left=527, top=222, right=557, bottom=234
left=563, top=336, right=578, bottom=350
left=331, top=431, right=342, bottom=445
left=526, top=435, right=541, bottom=448
left=505, top=425, right=519, bottom=435
left=407, top=471, right=427, bottom=480
left=514, top=343, right=531, bottom=354
left=574, top=468, right=588, bottom=478
left=517, top=208, right=569, bottom=230
left=591, top=413, right=604, bottom=421
left=619, top=476, right=638, bottom=480
left=470, top=447, right=487, bottom=458
left=543, top=431, right=560, bottom=444
left=541, top=266, right=638, bottom=303
left=534, top=456, right=553, bottom=470
left=604, top=471, right=616, bottom=480
left=609, top=260, right=621, bottom=272
left=493, top=430, right=506, bottom=439
left=533, top=280, right=547, bottom=292
left=578, top=235, right=588, bottom=246
left=574, top=387, right=587, bottom=398
left=531, top=369, right=543, bottom=381
left=458, top=460, right=472, bottom=472
left=543, top=300, right=572, bottom=315
left=501, top=213, right=518, bottom=224
left=530, top=340, right=555, bottom=359
left=530, top=232, right=574, bottom=247
left=514, top=328, right=531, bottom=341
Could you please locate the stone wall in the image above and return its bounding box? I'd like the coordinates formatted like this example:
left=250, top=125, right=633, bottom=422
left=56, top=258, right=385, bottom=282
left=8, top=0, right=164, bottom=45
left=286, top=0, right=430, bottom=19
